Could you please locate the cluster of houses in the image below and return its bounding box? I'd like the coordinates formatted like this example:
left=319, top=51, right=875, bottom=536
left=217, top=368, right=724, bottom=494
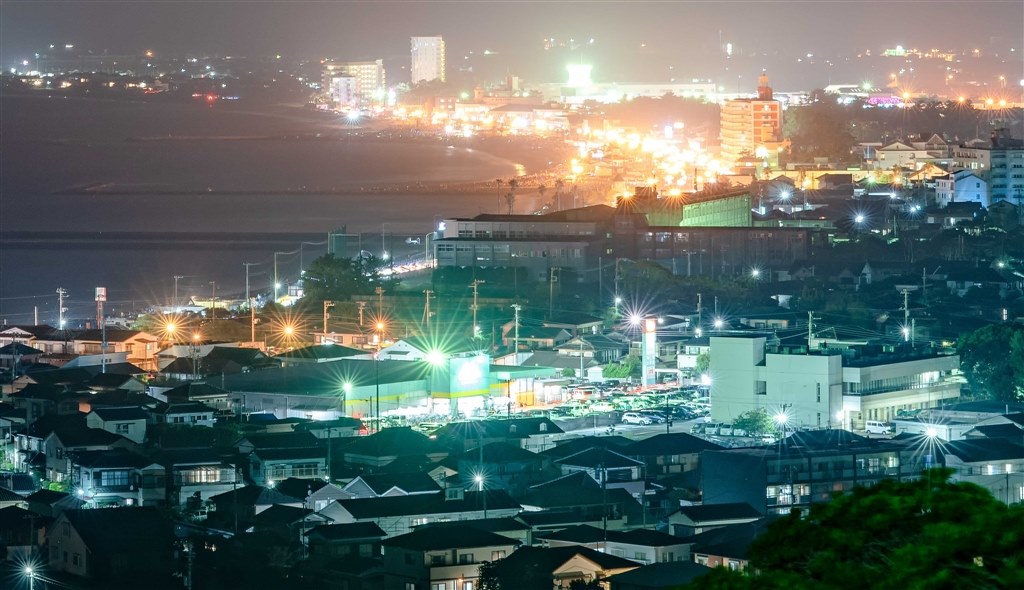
left=2, top=342, right=1023, bottom=589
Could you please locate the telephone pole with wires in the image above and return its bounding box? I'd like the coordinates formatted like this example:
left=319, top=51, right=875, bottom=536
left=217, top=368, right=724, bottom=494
left=470, top=280, right=485, bottom=339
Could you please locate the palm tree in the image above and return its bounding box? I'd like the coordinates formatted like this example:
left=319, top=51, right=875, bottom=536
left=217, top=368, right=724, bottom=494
left=554, top=179, right=565, bottom=210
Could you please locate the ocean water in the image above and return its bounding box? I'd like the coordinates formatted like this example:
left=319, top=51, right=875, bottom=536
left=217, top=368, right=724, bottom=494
left=0, top=95, right=524, bottom=323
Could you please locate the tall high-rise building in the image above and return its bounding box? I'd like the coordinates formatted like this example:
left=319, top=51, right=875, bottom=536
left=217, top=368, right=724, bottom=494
left=411, top=36, right=446, bottom=84
left=322, top=59, right=385, bottom=106
left=719, top=72, right=784, bottom=166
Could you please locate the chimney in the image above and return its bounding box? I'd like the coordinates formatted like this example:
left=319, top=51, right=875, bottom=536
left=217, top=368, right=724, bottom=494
left=757, top=71, right=773, bottom=100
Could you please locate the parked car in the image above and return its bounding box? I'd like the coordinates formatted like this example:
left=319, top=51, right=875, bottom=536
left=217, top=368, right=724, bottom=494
left=621, top=412, right=653, bottom=425
left=639, top=410, right=668, bottom=423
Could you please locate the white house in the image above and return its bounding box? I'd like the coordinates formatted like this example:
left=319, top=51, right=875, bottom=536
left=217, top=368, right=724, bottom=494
left=85, top=407, right=148, bottom=444
left=935, top=170, right=989, bottom=208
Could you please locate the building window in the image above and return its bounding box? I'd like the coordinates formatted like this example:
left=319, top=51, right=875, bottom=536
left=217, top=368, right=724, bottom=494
left=115, top=423, right=132, bottom=434
left=72, top=553, right=81, bottom=566
left=491, top=550, right=506, bottom=561
left=463, top=582, right=474, bottom=590
left=634, top=552, right=647, bottom=561
left=431, top=554, right=446, bottom=565
left=100, top=470, right=130, bottom=488
left=459, top=553, right=474, bottom=564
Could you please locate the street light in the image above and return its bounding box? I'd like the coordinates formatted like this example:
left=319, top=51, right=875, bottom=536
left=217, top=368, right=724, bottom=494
left=24, top=566, right=34, bottom=590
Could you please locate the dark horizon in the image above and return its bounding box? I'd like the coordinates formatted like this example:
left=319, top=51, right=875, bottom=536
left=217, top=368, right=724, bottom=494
left=3, top=1, right=1022, bottom=86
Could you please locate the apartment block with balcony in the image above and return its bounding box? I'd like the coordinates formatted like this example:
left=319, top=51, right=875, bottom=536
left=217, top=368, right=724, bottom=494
left=719, top=74, right=784, bottom=166
left=701, top=430, right=929, bottom=515
left=709, top=334, right=960, bottom=430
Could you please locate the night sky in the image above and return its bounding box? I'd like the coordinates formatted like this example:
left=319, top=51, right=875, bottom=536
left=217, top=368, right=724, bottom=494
left=3, top=1, right=1022, bottom=85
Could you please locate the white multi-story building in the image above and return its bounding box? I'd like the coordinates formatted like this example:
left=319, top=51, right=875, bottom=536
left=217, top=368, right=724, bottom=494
left=950, top=131, right=1024, bottom=204
left=329, top=76, right=358, bottom=108
left=411, top=36, right=445, bottom=83
left=709, top=334, right=960, bottom=430
left=935, top=169, right=989, bottom=208
left=322, top=59, right=385, bottom=106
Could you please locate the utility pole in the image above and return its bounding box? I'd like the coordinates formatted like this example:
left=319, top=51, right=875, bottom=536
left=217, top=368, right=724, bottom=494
left=470, top=280, right=485, bottom=339
left=901, top=289, right=910, bottom=342
left=548, top=268, right=559, bottom=318
left=323, top=300, right=335, bottom=339
left=96, top=288, right=107, bottom=373
left=696, top=293, right=702, bottom=335
left=357, top=301, right=366, bottom=327
left=807, top=311, right=818, bottom=351
left=243, top=263, right=258, bottom=309
left=422, top=290, right=433, bottom=326
left=209, top=281, right=217, bottom=322
left=375, top=286, right=385, bottom=320
left=56, top=287, right=68, bottom=329
left=511, top=304, right=522, bottom=361
left=250, top=298, right=256, bottom=343
left=173, top=275, right=184, bottom=308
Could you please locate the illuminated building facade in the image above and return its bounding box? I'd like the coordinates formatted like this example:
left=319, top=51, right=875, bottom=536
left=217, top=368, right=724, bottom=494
left=950, top=130, right=1024, bottom=204
left=322, top=59, right=386, bottom=106
left=719, top=73, right=784, bottom=166
left=411, top=36, right=446, bottom=83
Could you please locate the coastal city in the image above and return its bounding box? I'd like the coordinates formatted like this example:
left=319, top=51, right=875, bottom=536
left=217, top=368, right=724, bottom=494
left=1, top=3, right=1024, bottom=589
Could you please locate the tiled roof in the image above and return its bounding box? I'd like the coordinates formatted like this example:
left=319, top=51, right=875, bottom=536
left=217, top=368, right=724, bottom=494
left=355, top=472, right=441, bottom=495
left=382, top=525, right=520, bottom=551
left=336, top=489, right=518, bottom=519
left=90, top=406, right=148, bottom=422
left=674, top=502, right=761, bottom=523
left=605, top=561, right=712, bottom=587
left=621, top=433, right=724, bottom=456
left=305, top=521, right=387, bottom=541
left=556, top=448, right=643, bottom=469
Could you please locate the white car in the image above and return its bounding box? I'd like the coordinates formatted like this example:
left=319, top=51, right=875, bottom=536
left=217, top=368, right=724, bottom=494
left=621, top=412, right=653, bottom=425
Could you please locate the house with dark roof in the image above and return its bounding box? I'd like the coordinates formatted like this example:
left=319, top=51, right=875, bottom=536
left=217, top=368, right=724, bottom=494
left=554, top=333, right=631, bottom=364
left=432, top=417, right=563, bottom=453
left=249, top=503, right=332, bottom=544
left=85, top=406, right=148, bottom=443
left=71, top=449, right=165, bottom=507
left=449, top=441, right=550, bottom=496
left=667, top=503, right=762, bottom=537
left=250, top=445, right=328, bottom=486
left=382, top=525, right=521, bottom=590
left=342, top=427, right=449, bottom=468
left=319, top=489, right=520, bottom=537
left=520, top=473, right=639, bottom=533
left=342, top=472, right=442, bottom=498
left=85, top=372, right=146, bottom=393
left=26, top=488, right=85, bottom=517
left=486, top=545, right=640, bottom=589
left=149, top=401, right=217, bottom=427
left=43, top=425, right=136, bottom=482
left=157, top=448, right=239, bottom=508
left=0, top=485, right=28, bottom=509
left=276, top=344, right=371, bottom=364
left=209, top=484, right=303, bottom=529
left=502, top=325, right=573, bottom=350
left=9, top=382, right=82, bottom=424
left=607, top=560, right=713, bottom=590
left=941, top=438, right=1024, bottom=504
left=539, top=524, right=691, bottom=565
left=621, top=433, right=723, bottom=477
left=274, top=476, right=353, bottom=511
left=688, top=518, right=776, bottom=571
left=305, top=521, right=387, bottom=561
left=48, top=507, right=175, bottom=581
left=0, top=341, right=45, bottom=371
left=555, top=447, right=645, bottom=496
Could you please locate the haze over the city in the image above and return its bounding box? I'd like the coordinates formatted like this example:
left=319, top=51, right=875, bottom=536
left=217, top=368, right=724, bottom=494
left=3, top=1, right=1022, bottom=87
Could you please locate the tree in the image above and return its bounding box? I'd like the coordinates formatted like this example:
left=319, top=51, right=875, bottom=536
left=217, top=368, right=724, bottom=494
left=786, top=103, right=855, bottom=162
left=695, top=352, right=710, bottom=376
left=685, top=470, right=1024, bottom=590
left=958, top=324, right=1024, bottom=401
left=733, top=409, right=775, bottom=436
left=301, top=253, right=390, bottom=303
